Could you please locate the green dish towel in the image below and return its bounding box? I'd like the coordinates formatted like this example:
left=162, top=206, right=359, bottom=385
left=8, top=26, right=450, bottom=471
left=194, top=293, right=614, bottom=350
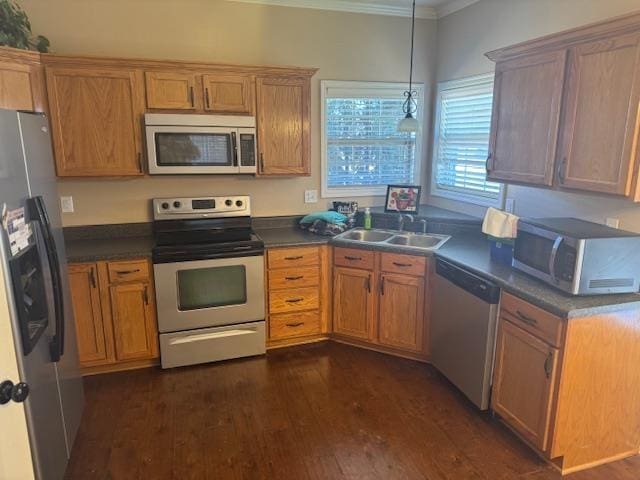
left=300, top=211, right=348, bottom=225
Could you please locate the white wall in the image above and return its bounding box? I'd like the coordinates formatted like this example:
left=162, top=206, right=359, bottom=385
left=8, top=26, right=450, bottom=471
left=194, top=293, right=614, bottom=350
left=428, top=0, right=640, bottom=231
left=18, top=0, right=437, bottom=226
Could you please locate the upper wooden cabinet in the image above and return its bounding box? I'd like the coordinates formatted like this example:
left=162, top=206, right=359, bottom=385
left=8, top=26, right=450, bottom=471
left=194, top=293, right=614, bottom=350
left=488, top=51, right=566, bottom=186
left=256, top=76, right=311, bottom=175
left=486, top=12, right=640, bottom=200
left=145, top=71, right=197, bottom=110
left=557, top=33, right=640, bottom=195
left=0, top=47, right=45, bottom=112
left=45, top=65, right=145, bottom=176
left=203, top=73, right=254, bottom=114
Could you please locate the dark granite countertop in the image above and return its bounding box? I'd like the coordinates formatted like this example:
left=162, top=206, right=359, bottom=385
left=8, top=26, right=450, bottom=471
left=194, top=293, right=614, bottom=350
left=65, top=236, right=154, bottom=263
left=367, top=204, right=482, bottom=224
left=255, top=227, right=330, bottom=248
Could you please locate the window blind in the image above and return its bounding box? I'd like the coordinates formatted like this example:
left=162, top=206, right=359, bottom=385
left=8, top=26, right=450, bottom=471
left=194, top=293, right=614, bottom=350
left=434, top=77, right=501, bottom=199
left=325, top=94, right=419, bottom=189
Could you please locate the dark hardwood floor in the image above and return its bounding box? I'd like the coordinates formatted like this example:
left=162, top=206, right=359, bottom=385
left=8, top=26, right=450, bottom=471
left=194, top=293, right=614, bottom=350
left=65, top=342, right=640, bottom=480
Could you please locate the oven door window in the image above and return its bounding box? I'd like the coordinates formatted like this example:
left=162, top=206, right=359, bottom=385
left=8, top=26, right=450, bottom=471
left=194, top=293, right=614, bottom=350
left=155, top=132, right=233, bottom=167
left=177, top=265, right=247, bottom=311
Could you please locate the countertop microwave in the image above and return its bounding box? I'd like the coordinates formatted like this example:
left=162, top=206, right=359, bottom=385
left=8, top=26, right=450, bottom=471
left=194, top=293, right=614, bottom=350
left=513, top=218, right=640, bottom=295
left=145, top=114, right=257, bottom=175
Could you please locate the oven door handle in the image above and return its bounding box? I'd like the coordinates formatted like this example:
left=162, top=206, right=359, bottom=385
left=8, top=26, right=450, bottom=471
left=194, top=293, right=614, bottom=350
left=549, top=235, right=564, bottom=284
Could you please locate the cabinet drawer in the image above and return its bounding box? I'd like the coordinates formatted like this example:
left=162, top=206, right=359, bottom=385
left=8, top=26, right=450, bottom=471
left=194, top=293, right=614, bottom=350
left=269, top=310, right=321, bottom=340
left=268, top=247, right=319, bottom=269
left=500, top=292, right=564, bottom=347
left=268, top=267, right=319, bottom=290
left=380, top=252, right=426, bottom=276
left=269, top=287, right=319, bottom=314
left=334, top=247, right=375, bottom=270
left=107, top=260, right=150, bottom=284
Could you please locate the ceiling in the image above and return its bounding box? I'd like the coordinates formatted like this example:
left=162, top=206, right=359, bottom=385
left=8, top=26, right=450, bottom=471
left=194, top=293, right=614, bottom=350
left=224, top=0, right=481, bottom=19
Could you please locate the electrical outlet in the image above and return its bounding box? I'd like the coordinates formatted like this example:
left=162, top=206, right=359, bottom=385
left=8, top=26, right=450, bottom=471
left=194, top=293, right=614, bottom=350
left=605, top=217, right=620, bottom=228
left=60, top=196, right=74, bottom=213
left=304, top=190, right=318, bottom=204
left=505, top=198, right=515, bottom=213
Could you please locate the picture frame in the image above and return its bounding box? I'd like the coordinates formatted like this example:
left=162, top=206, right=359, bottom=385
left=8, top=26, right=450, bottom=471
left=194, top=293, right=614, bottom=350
left=384, top=185, right=422, bottom=213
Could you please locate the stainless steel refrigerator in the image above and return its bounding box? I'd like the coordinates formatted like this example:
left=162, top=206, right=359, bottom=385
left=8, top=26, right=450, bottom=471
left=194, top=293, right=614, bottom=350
left=0, top=110, right=84, bottom=479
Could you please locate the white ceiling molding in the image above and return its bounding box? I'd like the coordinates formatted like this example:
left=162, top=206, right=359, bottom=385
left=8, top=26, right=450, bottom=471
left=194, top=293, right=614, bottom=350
left=435, top=0, right=480, bottom=18
left=224, top=0, right=439, bottom=19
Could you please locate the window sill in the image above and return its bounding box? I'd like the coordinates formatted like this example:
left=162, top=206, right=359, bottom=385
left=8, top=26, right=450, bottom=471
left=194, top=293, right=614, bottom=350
left=430, top=186, right=504, bottom=209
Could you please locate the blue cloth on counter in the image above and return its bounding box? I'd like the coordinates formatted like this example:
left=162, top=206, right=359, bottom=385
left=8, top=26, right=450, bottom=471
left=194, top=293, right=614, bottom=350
left=299, top=211, right=347, bottom=225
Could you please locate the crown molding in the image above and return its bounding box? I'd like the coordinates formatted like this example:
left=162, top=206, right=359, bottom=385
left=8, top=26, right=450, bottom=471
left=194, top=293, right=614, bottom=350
left=224, top=0, right=439, bottom=19
left=435, top=0, right=480, bottom=18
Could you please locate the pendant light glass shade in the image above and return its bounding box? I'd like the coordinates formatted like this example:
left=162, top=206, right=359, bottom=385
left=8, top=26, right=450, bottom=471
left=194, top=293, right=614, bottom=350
left=397, top=112, right=419, bottom=132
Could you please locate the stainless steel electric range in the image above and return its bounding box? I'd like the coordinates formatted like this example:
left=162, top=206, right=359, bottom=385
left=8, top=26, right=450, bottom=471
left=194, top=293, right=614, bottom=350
left=151, top=195, right=265, bottom=368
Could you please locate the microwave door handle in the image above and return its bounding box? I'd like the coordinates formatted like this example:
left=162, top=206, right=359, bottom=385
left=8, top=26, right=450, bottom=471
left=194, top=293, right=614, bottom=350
left=231, top=131, right=239, bottom=167
left=549, top=235, right=564, bottom=284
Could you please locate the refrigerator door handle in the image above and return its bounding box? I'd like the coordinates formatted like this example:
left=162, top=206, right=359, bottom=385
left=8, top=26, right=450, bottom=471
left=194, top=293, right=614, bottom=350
left=27, top=196, right=64, bottom=362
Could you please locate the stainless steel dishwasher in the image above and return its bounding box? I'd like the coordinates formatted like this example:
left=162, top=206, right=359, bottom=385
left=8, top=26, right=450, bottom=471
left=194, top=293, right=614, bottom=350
left=431, top=258, right=501, bottom=410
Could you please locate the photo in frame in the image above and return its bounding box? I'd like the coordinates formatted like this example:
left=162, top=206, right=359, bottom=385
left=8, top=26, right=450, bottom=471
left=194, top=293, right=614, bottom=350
left=384, top=185, right=421, bottom=213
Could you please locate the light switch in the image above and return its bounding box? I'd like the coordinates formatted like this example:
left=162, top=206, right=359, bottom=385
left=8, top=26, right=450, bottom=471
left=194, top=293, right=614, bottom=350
left=60, top=196, right=74, bottom=213
left=605, top=217, right=620, bottom=229
left=505, top=198, right=515, bottom=213
left=304, top=190, right=318, bottom=204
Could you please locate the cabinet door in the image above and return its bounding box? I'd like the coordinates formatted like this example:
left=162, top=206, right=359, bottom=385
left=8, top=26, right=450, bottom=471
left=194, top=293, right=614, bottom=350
left=45, top=66, right=145, bottom=176
left=110, top=282, right=158, bottom=361
left=557, top=33, right=640, bottom=195
left=0, top=62, right=34, bottom=111
left=333, top=267, right=374, bottom=341
left=203, top=73, right=253, bottom=114
left=145, top=71, right=196, bottom=110
left=377, top=273, right=425, bottom=352
left=256, top=76, right=310, bottom=175
left=488, top=50, right=567, bottom=186
left=492, top=319, right=559, bottom=452
left=68, top=263, right=112, bottom=366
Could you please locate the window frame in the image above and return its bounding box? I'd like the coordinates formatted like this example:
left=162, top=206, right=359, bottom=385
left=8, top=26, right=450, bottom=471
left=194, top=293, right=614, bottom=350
left=430, top=73, right=505, bottom=208
left=321, top=80, right=424, bottom=198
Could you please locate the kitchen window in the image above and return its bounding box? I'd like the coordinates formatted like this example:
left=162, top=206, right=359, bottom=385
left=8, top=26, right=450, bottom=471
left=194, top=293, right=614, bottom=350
left=321, top=81, right=423, bottom=198
left=430, top=74, right=504, bottom=207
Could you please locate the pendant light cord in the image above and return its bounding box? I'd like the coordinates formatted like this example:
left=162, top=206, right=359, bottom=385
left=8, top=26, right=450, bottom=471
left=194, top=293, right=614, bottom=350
left=408, top=0, right=415, bottom=94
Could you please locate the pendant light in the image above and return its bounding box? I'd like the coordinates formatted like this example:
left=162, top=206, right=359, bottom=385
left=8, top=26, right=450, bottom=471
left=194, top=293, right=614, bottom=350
left=398, top=0, right=419, bottom=133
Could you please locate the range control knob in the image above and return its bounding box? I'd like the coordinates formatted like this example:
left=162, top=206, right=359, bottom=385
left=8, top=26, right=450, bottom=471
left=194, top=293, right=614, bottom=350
left=161, top=202, right=170, bottom=210
left=225, top=199, right=233, bottom=207
left=173, top=201, right=182, bottom=209
left=236, top=200, right=243, bottom=207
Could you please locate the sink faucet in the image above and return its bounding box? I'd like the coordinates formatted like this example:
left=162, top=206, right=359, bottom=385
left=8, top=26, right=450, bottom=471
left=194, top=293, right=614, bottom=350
left=416, top=218, right=428, bottom=234
left=397, top=214, right=414, bottom=232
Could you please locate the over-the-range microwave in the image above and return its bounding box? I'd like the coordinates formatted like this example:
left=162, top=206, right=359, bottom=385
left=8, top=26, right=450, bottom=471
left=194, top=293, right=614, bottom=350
left=512, top=218, right=640, bottom=295
left=145, top=113, right=257, bottom=175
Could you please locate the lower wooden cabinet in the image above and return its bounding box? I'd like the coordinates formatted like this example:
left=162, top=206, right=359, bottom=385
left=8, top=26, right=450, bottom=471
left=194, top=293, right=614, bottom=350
left=378, top=273, right=425, bottom=353
left=68, top=258, right=158, bottom=374
left=492, top=319, right=559, bottom=451
left=332, top=247, right=430, bottom=359
left=265, top=245, right=330, bottom=346
left=333, top=266, right=374, bottom=341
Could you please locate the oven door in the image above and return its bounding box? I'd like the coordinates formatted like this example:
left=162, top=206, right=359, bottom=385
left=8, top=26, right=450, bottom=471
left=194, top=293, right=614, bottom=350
left=146, top=125, right=241, bottom=175
left=513, top=223, right=580, bottom=293
left=154, top=254, right=265, bottom=333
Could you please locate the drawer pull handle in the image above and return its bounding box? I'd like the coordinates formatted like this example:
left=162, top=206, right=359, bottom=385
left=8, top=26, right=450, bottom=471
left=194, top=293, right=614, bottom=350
left=284, top=256, right=303, bottom=260
left=544, top=352, right=553, bottom=379
left=116, top=269, right=141, bottom=275
left=285, top=297, right=304, bottom=303
left=285, top=276, right=304, bottom=281
left=286, top=322, right=304, bottom=328
left=392, top=262, right=412, bottom=267
left=515, top=310, right=538, bottom=326
left=344, top=255, right=362, bottom=261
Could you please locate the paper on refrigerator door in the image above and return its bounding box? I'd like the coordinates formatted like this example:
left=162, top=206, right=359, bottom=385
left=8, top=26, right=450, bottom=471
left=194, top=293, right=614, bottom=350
left=2, top=206, right=33, bottom=256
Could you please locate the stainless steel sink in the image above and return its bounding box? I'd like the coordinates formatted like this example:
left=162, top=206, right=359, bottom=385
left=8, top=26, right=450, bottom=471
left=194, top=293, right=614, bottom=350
left=387, top=234, right=446, bottom=249
left=340, top=229, right=394, bottom=242
left=333, top=228, right=450, bottom=252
